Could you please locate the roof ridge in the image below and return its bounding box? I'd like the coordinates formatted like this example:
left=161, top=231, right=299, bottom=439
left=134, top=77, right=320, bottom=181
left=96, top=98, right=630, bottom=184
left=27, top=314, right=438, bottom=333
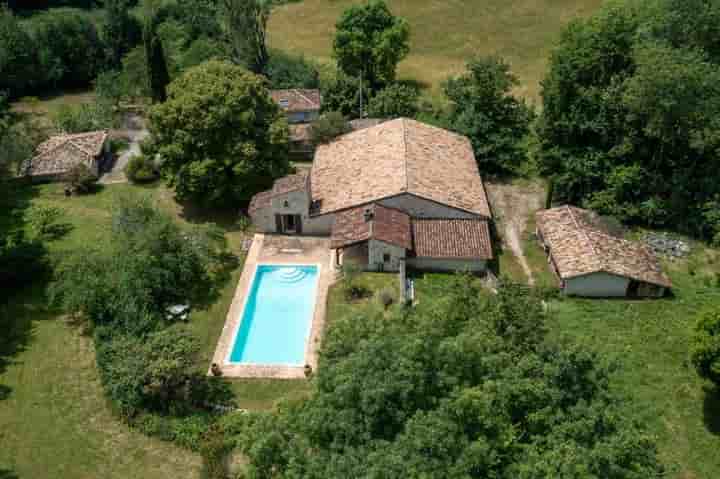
left=294, top=88, right=316, bottom=106
left=402, top=118, right=409, bottom=192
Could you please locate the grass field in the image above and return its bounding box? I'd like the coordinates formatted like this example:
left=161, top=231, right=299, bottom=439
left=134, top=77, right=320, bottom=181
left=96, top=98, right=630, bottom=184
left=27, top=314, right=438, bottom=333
left=268, top=0, right=604, bottom=102
left=0, top=183, right=306, bottom=478
left=546, top=243, right=720, bottom=478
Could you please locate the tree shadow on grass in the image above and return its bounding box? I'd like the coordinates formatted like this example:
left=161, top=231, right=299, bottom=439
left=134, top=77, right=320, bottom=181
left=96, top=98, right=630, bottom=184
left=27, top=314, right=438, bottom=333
left=703, top=384, right=720, bottom=435
left=0, top=468, right=19, bottom=479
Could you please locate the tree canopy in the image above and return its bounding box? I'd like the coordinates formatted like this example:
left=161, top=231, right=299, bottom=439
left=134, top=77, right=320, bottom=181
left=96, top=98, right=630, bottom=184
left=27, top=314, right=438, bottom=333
left=537, top=0, right=720, bottom=239
left=333, top=0, right=410, bottom=91
left=691, top=308, right=720, bottom=387
left=443, top=56, right=533, bottom=174
left=222, top=0, right=270, bottom=74
left=148, top=60, right=290, bottom=205
left=235, top=279, right=663, bottom=478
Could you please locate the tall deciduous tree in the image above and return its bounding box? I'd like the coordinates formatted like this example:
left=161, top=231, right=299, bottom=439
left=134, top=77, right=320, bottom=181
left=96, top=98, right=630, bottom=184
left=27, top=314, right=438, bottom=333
left=692, top=308, right=720, bottom=388
left=333, top=0, right=410, bottom=92
left=221, top=0, right=270, bottom=74
left=143, top=8, right=170, bottom=103
left=103, top=0, right=141, bottom=69
left=148, top=60, right=290, bottom=205
left=0, top=5, right=39, bottom=98
left=443, top=56, right=533, bottom=174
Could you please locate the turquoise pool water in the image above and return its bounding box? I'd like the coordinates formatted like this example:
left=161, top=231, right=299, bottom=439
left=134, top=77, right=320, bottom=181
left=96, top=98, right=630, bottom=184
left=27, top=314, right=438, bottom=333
left=229, top=264, right=319, bottom=365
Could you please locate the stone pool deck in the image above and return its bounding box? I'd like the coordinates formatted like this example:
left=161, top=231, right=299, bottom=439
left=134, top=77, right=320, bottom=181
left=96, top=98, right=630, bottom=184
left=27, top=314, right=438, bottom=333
left=209, top=234, right=335, bottom=379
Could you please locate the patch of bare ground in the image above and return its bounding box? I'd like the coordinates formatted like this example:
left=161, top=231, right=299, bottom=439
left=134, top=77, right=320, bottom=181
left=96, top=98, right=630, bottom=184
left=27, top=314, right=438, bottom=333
left=486, top=179, right=545, bottom=284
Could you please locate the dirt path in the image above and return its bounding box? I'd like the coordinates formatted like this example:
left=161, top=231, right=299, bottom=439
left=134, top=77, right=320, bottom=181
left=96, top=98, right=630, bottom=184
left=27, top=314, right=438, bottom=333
left=100, top=114, right=148, bottom=184
left=486, top=180, right=545, bottom=285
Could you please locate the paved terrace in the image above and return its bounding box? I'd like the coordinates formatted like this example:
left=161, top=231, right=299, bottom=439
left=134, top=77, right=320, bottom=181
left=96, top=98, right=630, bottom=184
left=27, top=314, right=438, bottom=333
left=210, top=234, right=335, bottom=379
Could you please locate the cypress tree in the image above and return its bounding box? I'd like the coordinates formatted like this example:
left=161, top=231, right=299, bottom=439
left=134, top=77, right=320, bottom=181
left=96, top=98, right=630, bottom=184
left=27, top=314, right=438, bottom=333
left=143, top=14, right=169, bottom=103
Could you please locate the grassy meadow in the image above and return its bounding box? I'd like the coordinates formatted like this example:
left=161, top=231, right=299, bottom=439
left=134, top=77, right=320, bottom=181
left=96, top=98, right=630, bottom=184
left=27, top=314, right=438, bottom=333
left=268, top=0, right=605, bottom=102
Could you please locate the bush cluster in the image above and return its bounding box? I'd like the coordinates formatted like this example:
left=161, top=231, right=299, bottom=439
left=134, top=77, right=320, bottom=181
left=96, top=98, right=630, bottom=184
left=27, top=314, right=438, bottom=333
left=125, top=154, right=158, bottom=183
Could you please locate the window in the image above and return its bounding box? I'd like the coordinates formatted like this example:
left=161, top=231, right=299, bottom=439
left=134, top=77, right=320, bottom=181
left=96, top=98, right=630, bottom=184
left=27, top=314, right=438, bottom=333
left=383, top=253, right=391, bottom=263
left=279, top=99, right=289, bottom=109
left=283, top=200, right=290, bottom=208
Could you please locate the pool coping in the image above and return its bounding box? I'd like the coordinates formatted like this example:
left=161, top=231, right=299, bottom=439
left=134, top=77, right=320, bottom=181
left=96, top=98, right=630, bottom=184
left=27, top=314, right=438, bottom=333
left=209, top=234, right=332, bottom=379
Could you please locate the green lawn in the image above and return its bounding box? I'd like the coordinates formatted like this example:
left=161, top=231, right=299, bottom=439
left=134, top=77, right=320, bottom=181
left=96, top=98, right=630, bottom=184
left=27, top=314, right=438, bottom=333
left=546, top=246, right=720, bottom=479
left=268, top=0, right=604, bottom=102
left=0, top=182, right=306, bottom=478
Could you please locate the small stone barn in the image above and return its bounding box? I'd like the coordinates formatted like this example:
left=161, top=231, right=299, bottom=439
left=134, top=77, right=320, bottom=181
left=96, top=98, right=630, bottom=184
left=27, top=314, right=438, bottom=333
left=536, top=205, right=672, bottom=297
left=23, top=130, right=109, bottom=182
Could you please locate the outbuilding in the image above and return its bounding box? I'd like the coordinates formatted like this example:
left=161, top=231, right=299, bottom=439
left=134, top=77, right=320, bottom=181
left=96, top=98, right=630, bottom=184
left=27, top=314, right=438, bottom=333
left=536, top=205, right=671, bottom=298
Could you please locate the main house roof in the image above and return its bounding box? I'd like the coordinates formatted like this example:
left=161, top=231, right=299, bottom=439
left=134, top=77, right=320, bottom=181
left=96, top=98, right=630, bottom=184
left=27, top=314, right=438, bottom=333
left=536, top=205, right=672, bottom=288
left=270, top=89, right=321, bottom=113
left=24, top=130, right=108, bottom=177
left=310, top=118, right=491, bottom=218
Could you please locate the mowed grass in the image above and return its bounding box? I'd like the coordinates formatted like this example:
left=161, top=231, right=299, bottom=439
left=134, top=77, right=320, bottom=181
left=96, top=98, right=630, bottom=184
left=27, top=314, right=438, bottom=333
left=268, top=0, right=605, bottom=102
left=0, top=182, right=305, bottom=478
left=546, top=246, right=720, bottom=478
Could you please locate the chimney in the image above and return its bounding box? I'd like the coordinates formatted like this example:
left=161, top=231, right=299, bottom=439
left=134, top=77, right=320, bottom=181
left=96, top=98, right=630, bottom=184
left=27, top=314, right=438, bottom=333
left=364, top=208, right=374, bottom=222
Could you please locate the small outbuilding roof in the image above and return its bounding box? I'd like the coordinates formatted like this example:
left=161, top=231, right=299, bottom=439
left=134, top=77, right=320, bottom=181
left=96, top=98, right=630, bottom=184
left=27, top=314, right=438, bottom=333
left=412, top=218, right=493, bottom=260
left=536, top=205, right=672, bottom=288
left=270, top=89, right=321, bottom=113
left=310, top=118, right=491, bottom=218
left=248, top=171, right=309, bottom=215
left=24, top=130, right=108, bottom=177
left=330, top=204, right=412, bottom=250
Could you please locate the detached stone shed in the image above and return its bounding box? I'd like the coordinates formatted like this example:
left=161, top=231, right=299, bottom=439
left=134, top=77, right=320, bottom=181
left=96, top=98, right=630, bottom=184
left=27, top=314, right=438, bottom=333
left=536, top=205, right=672, bottom=298
left=22, top=130, right=109, bottom=182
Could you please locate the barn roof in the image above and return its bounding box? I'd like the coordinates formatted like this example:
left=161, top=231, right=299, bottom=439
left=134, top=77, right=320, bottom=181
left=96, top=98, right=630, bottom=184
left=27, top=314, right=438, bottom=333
left=536, top=205, right=672, bottom=288
left=24, top=130, right=107, bottom=177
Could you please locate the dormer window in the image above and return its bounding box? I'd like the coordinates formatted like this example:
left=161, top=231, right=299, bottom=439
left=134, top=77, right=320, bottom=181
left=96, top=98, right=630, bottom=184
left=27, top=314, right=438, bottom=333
left=279, top=99, right=289, bottom=109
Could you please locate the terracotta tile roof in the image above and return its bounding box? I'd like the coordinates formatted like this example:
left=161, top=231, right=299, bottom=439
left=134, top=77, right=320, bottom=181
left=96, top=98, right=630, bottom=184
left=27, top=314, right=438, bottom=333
left=330, top=204, right=412, bottom=249
left=348, top=118, right=385, bottom=132
left=25, top=130, right=107, bottom=176
left=248, top=189, right=273, bottom=215
left=310, top=118, right=491, bottom=218
left=270, top=89, right=321, bottom=112
left=248, top=171, right=309, bottom=215
left=272, top=171, right=308, bottom=195
left=412, top=218, right=493, bottom=259
left=536, top=205, right=672, bottom=288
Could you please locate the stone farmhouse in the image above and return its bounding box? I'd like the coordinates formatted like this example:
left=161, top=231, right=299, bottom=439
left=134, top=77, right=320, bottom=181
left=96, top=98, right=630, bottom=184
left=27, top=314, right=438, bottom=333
left=536, top=205, right=672, bottom=297
left=22, top=130, right=109, bottom=182
left=270, top=89, right=321, bottom=159
left=249, top=118, right=494, bottom=273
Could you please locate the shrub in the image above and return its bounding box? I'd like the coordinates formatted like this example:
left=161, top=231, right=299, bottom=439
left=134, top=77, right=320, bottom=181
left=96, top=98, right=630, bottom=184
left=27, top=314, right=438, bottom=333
left=125, top=154, right=159, bottom=183
left=341, top=262, right=369, bottom=300
left=266, top=49, right=319, bottom=89
left=691, top=308, right=720, bottom=387
left=65, top=164, right=97, bottom=194
left=200, top=425, right=231, bottom=479
left=377, top=287, right=396, bottom=309
left=27, top=205, right=67, bottom=241
left=53, top=102, right=115, bottom=133
left=367, top=83, right=419, bottom=119
left=309, top=111, right=349, bottom=145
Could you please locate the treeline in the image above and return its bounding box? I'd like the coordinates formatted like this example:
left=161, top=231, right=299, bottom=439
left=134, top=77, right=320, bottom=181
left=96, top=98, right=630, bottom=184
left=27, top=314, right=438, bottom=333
left=537, top=0, right=720, bottom=242
left=0, top=6, right=109, bottom=97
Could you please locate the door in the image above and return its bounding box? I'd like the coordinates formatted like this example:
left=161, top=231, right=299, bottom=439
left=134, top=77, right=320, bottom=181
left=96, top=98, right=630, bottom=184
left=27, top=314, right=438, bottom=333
left=276, top=214, right=302, bottom=234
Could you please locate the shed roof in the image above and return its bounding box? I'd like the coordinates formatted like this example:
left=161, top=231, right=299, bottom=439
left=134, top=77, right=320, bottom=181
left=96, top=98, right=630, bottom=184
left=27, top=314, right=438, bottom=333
left=536, top=205, right=672, bottom=288
left=270, top=89, right=321, bottom=112
left=25, top=130, right=107, bottom=177
left=412, top=218, right=493, bottom=259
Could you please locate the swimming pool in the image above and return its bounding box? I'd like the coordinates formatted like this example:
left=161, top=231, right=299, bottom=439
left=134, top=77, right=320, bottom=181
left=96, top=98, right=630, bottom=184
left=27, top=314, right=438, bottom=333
left=228, top=264, right=319, bottom=366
